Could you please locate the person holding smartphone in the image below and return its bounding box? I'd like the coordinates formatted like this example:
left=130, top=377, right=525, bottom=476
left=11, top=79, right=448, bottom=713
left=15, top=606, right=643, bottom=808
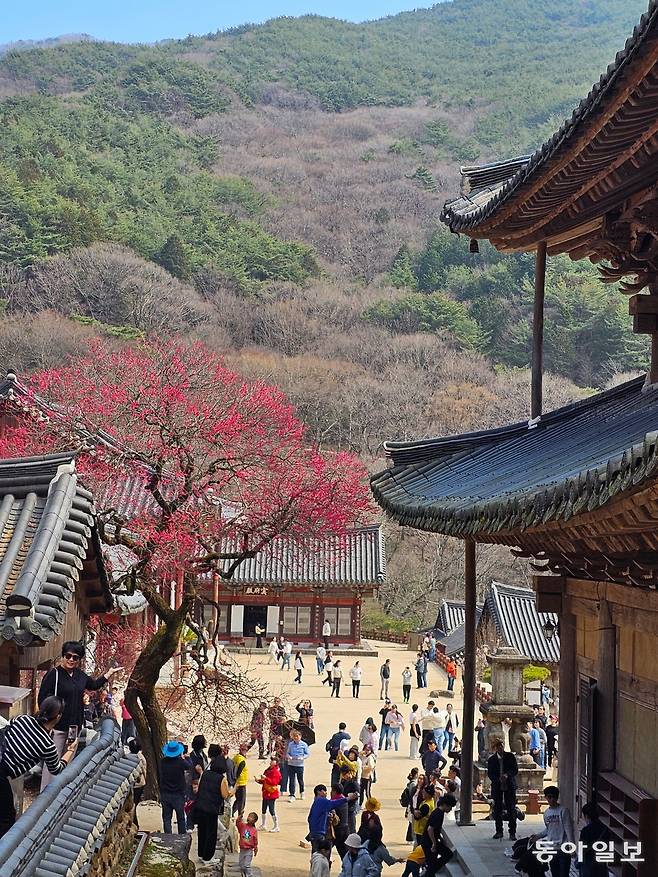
left=37, top=640, right=123, bottom=790
left=0, top=696, right=77, bottom=837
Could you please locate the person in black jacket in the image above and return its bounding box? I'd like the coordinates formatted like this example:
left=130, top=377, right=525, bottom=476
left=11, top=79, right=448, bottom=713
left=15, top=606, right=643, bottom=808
left=160, top=741, right=193, bottom=833
left=195, top=756, right=229, bottom=861
left=487, top=739, right=519, bottom=840
left=421, top=793, right=457, bottom=877
left=579, top=802, right=610, bottom=877
left=37, top=640, right=123, bottom=790
left=339, top=765, right=360, bottom=834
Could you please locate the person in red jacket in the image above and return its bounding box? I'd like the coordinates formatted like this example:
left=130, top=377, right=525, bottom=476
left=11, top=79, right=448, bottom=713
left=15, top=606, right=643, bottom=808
left=256, top=756, right=282, bottom=832
left=446, top=660, right=457, bottom=692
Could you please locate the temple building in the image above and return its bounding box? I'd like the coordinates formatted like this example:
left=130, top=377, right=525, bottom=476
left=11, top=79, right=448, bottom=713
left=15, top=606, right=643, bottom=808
left=372, top=2, right=658, bottom=872
left=209, top=525, right=386, bottom=646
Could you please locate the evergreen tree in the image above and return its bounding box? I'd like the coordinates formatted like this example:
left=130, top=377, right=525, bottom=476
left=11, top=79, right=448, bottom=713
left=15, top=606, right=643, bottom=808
left=155, top=234, right=191, bottom=280
left=388, top=246, right=418, bottom=289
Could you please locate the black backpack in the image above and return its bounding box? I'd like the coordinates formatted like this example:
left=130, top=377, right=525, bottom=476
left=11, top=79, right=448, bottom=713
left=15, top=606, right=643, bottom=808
left=399, top=786, right=411, bottom=808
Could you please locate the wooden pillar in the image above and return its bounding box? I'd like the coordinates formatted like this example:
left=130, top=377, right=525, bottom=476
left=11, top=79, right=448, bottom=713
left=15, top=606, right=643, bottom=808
left=558, top=609, right=577, bottom=817
left=628, top=292, right=658, bottom=387
left=459, top=537, right=476, bottom=826
left=596, top=599, right=616, bottom=774
left=531, top=240, right=547, bottom=420
left=651, top=332, right=658, bottom=386
left=212, top=573, right=220, bottom=634
left=354, top=591, right=362, bottom=646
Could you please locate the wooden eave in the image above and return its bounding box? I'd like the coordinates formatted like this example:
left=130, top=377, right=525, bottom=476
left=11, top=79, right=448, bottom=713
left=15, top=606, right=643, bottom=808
left=442, top=1, right=658, bottom=258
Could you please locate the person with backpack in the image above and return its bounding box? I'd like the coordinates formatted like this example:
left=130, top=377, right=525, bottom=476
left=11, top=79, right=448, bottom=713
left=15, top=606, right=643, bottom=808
left=400, top=768, right=419, bottom=843
left=327, top=723, right=351, bottom=786
left=379, top=660, right=391, bottom=700
left=195, top=754, right=230, bottom=861
left=0, top=696, right=77, bottom=837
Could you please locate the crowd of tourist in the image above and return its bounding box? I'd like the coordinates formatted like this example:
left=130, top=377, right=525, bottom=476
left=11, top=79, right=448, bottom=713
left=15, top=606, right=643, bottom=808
left=0, top=631, right=582, bottom=877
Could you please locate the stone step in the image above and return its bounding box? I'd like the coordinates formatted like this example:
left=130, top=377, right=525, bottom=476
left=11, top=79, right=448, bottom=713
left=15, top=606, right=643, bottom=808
left=445, top=856, right=470, bottom=876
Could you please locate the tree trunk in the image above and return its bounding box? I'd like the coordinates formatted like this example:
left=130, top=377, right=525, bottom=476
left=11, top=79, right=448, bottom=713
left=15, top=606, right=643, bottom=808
left=124, top=598, right=192, bottom=800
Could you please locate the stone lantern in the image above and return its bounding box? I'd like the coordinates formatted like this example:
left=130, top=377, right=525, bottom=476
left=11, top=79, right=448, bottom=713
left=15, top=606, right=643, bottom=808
left=475, top=647, right=545, bottom=798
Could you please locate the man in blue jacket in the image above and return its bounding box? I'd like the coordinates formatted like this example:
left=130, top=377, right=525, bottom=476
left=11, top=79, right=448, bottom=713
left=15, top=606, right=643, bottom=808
left=307, top=784, right=358, bottom=853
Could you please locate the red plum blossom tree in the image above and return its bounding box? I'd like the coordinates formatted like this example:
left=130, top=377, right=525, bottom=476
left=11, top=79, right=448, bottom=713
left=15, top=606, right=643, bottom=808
left=0, top=338, right=373, bottom=790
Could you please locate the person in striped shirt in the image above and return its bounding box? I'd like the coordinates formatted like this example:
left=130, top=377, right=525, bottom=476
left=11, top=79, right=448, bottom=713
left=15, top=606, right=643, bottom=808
left=0, top=696, right=76, bottom=837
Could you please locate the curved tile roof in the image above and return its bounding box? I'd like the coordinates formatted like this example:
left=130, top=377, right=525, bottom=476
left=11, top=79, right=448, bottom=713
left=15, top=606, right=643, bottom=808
left=0, top=454, right=111, bottom=645
left=0, top=718, right=139, bottom=877
left=220, top=525, right=386, bottom=586
left=434, top=599, right=469, bottom=636
left=441, top=0, right=658, bottom=234
left=482, top=581, right=559, bottom=665
left=371, top=377, right=658, bottom=537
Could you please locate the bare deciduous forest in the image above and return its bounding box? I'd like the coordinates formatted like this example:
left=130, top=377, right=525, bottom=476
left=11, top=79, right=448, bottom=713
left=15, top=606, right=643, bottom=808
left=0, top=0, right=649, bottom=626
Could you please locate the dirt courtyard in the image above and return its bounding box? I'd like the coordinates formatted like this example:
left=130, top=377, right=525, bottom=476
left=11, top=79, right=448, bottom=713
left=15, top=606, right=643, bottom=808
left=141, top=641, right=460, bottom=877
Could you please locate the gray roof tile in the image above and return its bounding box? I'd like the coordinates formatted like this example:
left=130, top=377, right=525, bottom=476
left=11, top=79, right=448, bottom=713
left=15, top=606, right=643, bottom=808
left=0, top=719, right=139, bottom=877
left=0, top=454, right=111, bottom=645
left=371, top=376, right=658, bottom=537
left=220, top=525, right=386, bottom=586
left=481, top=581, right=559, bottom=665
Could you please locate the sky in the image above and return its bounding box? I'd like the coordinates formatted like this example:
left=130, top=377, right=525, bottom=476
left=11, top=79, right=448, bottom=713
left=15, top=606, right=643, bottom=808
left=2, top=0, right=441, bottom=44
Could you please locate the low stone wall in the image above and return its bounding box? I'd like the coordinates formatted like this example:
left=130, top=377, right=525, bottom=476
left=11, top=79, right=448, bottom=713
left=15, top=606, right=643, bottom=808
left=136, top=833, right=196, bottom=877
left=88, top=793, right=137, bottom=877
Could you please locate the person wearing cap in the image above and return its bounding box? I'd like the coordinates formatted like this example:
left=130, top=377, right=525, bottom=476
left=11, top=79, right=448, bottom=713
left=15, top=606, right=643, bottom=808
left=160, top=740, right=193, bottom=834
left=338, top=833, right=378, bottom=877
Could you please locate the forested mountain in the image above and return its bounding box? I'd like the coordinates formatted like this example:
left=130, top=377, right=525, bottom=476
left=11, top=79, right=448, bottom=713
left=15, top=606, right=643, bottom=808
left=0, top=0, right=650, bottom=621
